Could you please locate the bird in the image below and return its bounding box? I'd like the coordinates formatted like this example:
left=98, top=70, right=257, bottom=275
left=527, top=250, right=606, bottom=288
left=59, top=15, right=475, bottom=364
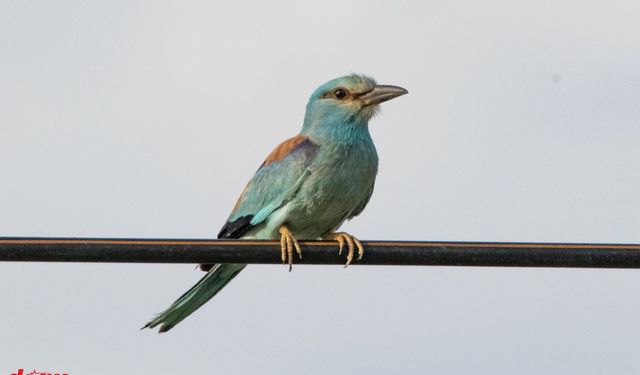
left=143, top=74, right=407, bottom=332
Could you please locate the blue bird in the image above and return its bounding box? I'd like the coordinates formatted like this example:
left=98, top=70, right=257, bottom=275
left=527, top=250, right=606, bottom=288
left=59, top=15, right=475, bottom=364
left=143, top=74, right=407, bottom=332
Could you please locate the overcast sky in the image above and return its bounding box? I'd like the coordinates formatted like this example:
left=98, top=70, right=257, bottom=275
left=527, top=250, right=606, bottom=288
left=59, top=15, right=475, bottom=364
left=2, top=0, right=640, bottom=374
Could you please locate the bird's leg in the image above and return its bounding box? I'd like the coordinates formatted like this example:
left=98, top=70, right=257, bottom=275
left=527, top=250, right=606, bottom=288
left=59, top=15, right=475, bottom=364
left=278, top=225, right=302, bottom=271
left=325, top=232, right=364, bottom=267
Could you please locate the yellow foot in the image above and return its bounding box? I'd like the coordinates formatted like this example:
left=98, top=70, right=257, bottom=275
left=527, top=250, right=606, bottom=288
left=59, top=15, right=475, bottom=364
left=279, top=225, right=302, bottom=271
left=326, top=232, right=364, bottom=267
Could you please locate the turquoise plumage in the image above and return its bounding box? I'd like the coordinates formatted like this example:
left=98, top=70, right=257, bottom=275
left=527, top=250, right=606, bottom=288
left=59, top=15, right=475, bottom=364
left=143, top=74, right=407, bottom=332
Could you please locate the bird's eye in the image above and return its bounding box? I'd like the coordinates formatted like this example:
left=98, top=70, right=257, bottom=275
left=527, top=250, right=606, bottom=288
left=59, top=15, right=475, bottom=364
left=331, top=88, right=350, bottom=100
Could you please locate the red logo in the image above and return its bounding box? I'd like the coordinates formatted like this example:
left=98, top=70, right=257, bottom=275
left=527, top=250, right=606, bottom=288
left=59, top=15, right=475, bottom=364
left=11, top=370, right=68, bottom=375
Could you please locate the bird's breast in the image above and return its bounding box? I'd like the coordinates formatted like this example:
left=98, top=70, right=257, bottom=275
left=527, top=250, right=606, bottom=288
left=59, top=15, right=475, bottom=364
left=286, top=141, right=378, bottom=236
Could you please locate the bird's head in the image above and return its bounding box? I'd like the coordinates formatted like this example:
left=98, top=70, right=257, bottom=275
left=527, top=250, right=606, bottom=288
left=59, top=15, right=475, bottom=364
left=302, top=74, right=408, bottom=137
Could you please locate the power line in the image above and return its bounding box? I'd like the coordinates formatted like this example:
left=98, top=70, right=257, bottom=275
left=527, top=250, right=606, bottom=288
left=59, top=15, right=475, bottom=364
left=1, top=237, right=640, bottom=268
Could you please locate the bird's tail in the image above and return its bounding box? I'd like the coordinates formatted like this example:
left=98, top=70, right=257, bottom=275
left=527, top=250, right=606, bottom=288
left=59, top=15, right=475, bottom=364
left=143, top=263, right=246, bottom=333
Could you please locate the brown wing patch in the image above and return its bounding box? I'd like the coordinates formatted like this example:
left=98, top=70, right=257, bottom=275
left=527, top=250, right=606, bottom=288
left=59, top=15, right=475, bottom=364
left=261, top=135, right=310, bottom=168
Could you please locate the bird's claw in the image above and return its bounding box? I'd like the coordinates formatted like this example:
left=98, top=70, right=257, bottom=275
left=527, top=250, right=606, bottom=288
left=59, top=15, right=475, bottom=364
left=327, top=232, right=364, bottom=267
left=279, top=225, right=302, bottom=271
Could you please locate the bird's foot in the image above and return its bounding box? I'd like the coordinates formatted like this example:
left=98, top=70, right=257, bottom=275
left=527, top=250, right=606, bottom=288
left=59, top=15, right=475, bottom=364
left=326, top=232, right=364, bottom=267
left=279, top=225, right=302, bottom=272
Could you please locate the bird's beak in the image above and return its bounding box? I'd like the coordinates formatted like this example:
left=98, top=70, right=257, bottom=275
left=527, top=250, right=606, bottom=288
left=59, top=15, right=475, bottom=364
left=360, top=85, right=408, bottom=107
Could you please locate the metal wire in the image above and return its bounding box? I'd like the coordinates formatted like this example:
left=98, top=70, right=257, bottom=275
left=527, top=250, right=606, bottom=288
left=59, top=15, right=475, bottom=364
left=1, top=237, right=640, bottom=268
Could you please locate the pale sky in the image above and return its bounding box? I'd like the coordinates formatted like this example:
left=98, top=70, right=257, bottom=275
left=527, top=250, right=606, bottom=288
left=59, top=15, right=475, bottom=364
left=1, top=0, right=640, bottom=374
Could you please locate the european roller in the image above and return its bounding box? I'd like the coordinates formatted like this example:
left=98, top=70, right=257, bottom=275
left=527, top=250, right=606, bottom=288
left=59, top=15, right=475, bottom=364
left=144, top=74, right=407, bottom=332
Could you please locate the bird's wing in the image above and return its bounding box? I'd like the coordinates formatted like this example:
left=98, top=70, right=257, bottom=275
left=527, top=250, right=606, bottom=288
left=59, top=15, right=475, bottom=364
left=217, top=135, right=319, bottom=239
